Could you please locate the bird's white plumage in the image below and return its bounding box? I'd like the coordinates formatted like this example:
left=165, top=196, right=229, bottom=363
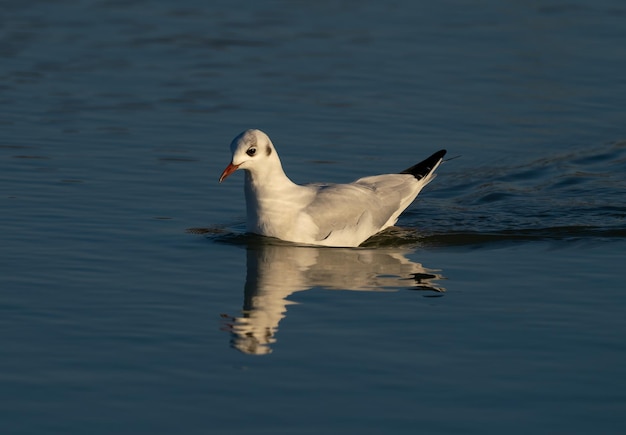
left=219, top=129, right=445, bottom=247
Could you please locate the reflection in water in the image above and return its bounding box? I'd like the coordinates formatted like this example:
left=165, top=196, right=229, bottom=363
left=221, top=241, right=444, bottom=355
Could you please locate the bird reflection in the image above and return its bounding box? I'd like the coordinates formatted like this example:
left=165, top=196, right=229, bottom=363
left=221, top=241, right=445, bottom=355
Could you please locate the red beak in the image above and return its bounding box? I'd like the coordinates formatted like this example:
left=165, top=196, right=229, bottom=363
left=219, top=163, right=240, bottom=183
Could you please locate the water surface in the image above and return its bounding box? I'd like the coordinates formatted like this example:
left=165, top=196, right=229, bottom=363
left=1, top=1, right=626, bottom=434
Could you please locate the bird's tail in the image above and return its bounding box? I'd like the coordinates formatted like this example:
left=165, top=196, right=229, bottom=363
left=399, top=150, right=447, bottom=184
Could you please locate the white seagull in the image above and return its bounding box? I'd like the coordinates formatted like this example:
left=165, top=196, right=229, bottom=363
left=219, top=129, right=446, bottom=247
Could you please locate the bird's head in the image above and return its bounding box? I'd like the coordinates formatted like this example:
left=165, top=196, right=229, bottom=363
left=219, top=129, right=278, bottom=183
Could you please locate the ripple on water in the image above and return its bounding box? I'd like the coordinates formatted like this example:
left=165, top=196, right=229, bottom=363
left=403, top=141, right=626, bottom=244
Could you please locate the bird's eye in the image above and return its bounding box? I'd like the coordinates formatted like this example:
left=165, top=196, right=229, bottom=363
left=246, top=147, right=257, bottom=156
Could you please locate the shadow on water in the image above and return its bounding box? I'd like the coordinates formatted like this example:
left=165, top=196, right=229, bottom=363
left=365, top=225, right=626, bottom=248
left=188, top=230, right=444, bottom=355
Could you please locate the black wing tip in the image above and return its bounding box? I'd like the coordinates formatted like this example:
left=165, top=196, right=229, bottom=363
left=400, top=149, right=447, bottom=180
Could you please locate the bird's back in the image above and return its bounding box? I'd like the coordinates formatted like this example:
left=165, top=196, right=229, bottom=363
left=300, top=172, right=433, bottom=246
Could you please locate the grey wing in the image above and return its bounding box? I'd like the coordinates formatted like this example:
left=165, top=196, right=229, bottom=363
left=302, top=176, right=416, bottom=240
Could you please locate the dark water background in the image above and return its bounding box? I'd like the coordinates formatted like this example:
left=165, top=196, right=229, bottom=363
left=2, top=1, right=626, bottom=434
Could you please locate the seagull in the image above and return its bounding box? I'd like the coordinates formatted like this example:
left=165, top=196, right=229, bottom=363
left=219, top=129, right=446, bottom=247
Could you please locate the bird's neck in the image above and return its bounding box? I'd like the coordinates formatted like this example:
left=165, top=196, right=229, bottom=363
left=244, top=159, right=296, bottom=195
left=243, top=160, right=300, bottom=234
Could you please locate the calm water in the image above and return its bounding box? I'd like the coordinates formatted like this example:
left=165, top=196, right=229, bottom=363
left=2, top=1, right=626, bottom=434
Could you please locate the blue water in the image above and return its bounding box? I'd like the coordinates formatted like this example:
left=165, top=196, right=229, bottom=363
left=2, top=1, right=626, bottom=434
